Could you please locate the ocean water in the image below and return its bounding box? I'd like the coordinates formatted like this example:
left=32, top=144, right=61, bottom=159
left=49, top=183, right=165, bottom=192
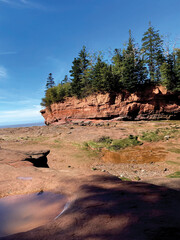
left=0, top=122, right=45, bottom=129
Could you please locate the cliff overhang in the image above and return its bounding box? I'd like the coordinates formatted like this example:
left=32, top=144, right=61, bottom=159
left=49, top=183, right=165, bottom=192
left=40, top=86, right=180, bottom=125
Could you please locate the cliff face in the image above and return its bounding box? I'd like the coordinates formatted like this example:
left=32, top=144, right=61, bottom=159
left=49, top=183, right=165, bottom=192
left=40, top=86, right=180, bottom=125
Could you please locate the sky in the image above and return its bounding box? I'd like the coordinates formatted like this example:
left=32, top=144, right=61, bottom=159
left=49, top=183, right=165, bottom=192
left=0, top=0, right=180, bottom=126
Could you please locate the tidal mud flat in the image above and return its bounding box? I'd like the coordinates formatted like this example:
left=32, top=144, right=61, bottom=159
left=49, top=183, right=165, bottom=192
left=0, top=120, right=180, bottom=239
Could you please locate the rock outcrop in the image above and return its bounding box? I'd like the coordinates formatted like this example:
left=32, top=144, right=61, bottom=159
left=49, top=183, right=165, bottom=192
left=0, top=148, right=50, bottom=168
left=40, top=86, right=180, bottom=125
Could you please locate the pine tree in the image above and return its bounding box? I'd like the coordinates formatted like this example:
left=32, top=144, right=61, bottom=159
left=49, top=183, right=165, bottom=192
left=141, top=22, right=164, bottom=82
left=46, top=73, right=55, bottom=91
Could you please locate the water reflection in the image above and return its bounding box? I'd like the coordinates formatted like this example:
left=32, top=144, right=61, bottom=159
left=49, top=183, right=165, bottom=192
left=0, top=192, right=67, bottom=237
left=101, top=146, right=167, bottom=164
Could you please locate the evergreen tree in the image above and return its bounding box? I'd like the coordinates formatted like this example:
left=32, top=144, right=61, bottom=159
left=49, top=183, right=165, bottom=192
left=174, top=48, right=180, bottom=91
left=90, top=57, right=109, bottom=92
left=78, top=46, right=90, bottom=95
left=79, top=45, right=89, bottom=73
left=112, top=48, right=123, bottom=85
left=46, top=73, right=55, bottom=91
left=141, top=22, right=164, bottom=82
left=69, top=46, right=90, bottom=98
left=61, top=75, right=69, bottom=84
left=121, top=30, right=147, bottom=91
left=69, top=58, right=83, bottom=98
left=160, top=49, right=180, bottom=91
left=104, top=65, right=119, bottom=92
left=160, top=54, right=176, bottom=90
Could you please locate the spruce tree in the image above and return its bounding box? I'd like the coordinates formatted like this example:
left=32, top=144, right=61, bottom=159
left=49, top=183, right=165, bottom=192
left=160, top=54, right=175, bottom=90
left=69, top=58, right=83, bottom=98
left=46, top=73, right=55, bottom=91
left=78, top=46, right=89, bottom=73
left=90, top=57, right=109, bottom=92
left=141, top=22, right=164, bottom=82
left=174, top=49, right=180, bottom=91
left=62, top=75, right=69, bottom=84
left=121, top=30, right=147, bottom=91
left=78, top=46, right=90, bottom=95
left=112, top=48, right=123, bottom=85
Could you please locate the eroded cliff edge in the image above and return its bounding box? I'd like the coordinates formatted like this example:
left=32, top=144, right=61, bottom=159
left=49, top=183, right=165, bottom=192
left=40, top=85, right=180, bottom=125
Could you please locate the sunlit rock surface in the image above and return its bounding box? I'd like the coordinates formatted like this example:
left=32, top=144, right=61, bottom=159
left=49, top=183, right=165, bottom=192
left=41, top=85, right=180, bottom=125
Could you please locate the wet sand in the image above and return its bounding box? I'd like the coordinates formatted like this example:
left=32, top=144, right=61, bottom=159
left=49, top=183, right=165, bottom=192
left=0, top=192, right=67, bottom=237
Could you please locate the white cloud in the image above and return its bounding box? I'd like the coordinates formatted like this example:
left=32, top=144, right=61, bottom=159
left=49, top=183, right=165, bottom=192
left=0, top=66, right=8, bottom=80
left=0, top=105, right=43, bottom=124
left=0, top=0, right=46, bottom=10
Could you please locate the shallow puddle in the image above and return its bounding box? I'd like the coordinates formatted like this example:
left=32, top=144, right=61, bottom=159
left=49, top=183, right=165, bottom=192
left=0, top=192, right=67, bottom=237
left=101, top=146, right=167, bottom=164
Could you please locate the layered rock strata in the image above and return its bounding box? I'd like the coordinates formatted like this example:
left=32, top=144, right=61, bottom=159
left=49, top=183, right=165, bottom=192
left=40, top=86, right=180, bottom=125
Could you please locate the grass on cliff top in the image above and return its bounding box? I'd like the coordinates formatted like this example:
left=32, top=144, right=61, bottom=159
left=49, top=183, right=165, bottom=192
left=83, top=135, right=142, bottom=152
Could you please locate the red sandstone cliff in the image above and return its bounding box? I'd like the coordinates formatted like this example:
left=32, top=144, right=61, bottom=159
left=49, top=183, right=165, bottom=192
left=40, top=86, right=180, bottom=125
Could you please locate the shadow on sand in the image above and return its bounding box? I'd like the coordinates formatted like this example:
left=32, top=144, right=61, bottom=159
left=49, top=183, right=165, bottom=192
left=2, top=174, right=180, bottom=240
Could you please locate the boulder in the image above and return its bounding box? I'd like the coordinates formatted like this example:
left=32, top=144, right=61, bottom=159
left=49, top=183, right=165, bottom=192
left=0, top=148, right=50, bottom=168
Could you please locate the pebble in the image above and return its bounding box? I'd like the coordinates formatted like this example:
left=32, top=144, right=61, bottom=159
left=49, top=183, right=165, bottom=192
left=164, top=135, right=170, bottom=140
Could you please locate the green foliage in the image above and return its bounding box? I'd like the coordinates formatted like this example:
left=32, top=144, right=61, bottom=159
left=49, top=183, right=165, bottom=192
left=84, top=135, right=142, bottom=152
left=70, top=57, right=83, bottom=98
left=140, top=127, right=179, bottom=142
left=160, top=50, right=180, bottom=91
left=61, top=75, right=69, bottom=84
left=83, top=139, right=110, bottom=151
left=112, top=48, right=123, bottom=78
left=46, top=73, right=55, bottom=91
left=121, top=30, right=147, bottom=91
left=97, top=136, right=113, bottom=144
left=41, top=25, right=180, bottom=106
left=119, top=177, right=132, bottom=181
left=168, top=148, right=180, bottom=154
left=90, top=57, right=116, bottom=92
left=41, top=82, right=72, bottom=107
left=167, top=171, right=180, bottom=178
left=140, top=130, right=164, bottom=142
left=70, top=46, right=91, bottom=98
left=141, top=22, right=164, bottom=82
left=109, top=135, right=141, bottom=151
left=160, top=54, right=176, bottom=90
left=173, top=49, right=180, bottom=91
left=166, top=161, right=180, bottom=166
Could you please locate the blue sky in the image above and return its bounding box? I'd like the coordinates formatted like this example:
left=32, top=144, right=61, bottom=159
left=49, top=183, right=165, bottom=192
left=0, top=0, right=180, bottom=125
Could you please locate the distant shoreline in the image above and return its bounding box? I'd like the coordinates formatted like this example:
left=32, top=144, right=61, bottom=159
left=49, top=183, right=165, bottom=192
left=0, top=122, right=45, bottom=129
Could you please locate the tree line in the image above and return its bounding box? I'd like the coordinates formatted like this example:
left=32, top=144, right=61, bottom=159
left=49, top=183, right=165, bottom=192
left=41, top=23, right=180, bottom=107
